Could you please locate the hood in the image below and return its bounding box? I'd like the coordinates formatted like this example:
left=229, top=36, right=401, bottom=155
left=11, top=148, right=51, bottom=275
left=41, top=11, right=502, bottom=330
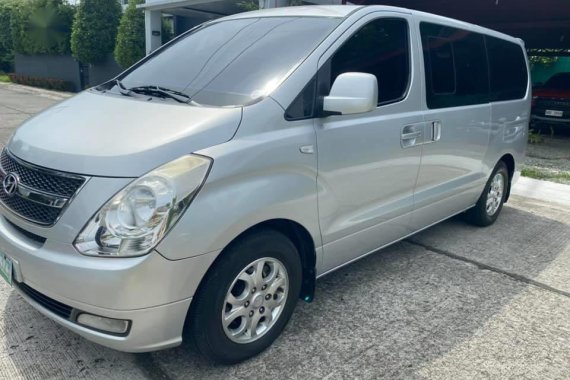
left=8, top=91, right=242, bottom=177
left=532, top=88, right=570, bottom=99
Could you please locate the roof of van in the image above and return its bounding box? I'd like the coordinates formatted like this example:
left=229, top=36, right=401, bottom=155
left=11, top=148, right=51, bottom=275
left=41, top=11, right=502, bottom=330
left=223, top=5, right=522, bottom=45
left=224, top=5, right=364, bottom=19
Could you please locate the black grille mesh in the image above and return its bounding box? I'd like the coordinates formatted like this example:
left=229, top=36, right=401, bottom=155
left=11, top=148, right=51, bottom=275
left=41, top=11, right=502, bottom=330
left=0, top=191, right=61, bottom=225
left=535, top=99, right=570, bottom=111
left=0, top=150, right=84, bottom=197
left=16, top=281, right=73, bottom=319
left=0, top=149, right=85, bottom=225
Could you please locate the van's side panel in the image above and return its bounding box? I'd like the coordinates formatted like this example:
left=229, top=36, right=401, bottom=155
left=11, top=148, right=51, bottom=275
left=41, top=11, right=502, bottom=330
left=313, top=11, right=424, bottom=274
left=411, top=15, right=492, bottom=229
left=483, top=40, right=530, bottom=184
left=156, top=99, right=322, bottom=261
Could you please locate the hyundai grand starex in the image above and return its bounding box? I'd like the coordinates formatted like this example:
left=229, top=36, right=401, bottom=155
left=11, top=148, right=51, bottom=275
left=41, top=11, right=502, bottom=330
left=0, top=5, right=529, bottom=363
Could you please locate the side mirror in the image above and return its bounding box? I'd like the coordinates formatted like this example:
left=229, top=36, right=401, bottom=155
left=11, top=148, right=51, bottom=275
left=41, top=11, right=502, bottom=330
left=322, top=72, right=378, bottom=116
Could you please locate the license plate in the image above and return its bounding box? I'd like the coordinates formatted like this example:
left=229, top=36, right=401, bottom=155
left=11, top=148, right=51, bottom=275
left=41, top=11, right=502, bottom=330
left=0, top=253, right=13, bottom=286
left=545, top=109, right=563, bottom=117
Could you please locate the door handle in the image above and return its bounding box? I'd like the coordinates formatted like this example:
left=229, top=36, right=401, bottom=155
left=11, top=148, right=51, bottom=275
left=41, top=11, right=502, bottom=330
left=431, top=121, right=442, bottom=141
left=401, top=131, right=422, bottom=140
left=401, top=124, right=423, bottom=148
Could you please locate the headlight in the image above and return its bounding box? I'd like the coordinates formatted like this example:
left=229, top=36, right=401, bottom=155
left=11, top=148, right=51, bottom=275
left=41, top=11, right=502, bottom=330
left=74, top=155, right=212, bottom=257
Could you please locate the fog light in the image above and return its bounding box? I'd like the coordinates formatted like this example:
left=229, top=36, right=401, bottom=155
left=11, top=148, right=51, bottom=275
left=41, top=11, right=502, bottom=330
left=77, top=313, right=130, bottom=334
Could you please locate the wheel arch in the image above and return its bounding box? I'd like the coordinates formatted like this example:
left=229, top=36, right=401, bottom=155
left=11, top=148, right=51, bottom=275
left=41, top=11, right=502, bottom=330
left=192, top=218, right=317, bottom=306
left=498, top=153, right=515, bottom=202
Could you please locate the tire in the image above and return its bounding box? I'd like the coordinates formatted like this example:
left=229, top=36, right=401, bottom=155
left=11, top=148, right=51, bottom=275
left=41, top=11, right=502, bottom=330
left=464, top=161, right=509, bottom=227
left=187, top=229, right=302, bottom=364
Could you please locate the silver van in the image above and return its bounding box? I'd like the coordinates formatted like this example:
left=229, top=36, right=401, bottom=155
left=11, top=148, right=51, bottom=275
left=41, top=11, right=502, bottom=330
left=0, top=5, right=529, bottom=363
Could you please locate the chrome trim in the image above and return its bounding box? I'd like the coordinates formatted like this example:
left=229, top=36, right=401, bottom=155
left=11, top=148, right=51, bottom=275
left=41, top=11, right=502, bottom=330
left=0, top=148, right=90, bottom=227
left=3, top=149, right=87, bottom=182
left=13, top=181, right=69, bottom=208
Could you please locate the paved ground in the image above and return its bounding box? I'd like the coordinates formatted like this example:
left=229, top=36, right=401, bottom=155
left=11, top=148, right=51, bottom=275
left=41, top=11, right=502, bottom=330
left=0, top=83, right=569, bottom=379
left=523, top=136, right=570, bottom=185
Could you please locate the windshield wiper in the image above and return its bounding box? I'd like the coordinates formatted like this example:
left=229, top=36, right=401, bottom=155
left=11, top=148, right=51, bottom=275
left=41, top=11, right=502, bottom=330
left=115, top=79, right=133, bottom=97
left=128, top=85, right=190, bottom=104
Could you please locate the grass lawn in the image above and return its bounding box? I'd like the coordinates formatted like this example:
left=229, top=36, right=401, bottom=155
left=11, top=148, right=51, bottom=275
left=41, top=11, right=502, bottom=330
left=0, top=74, right=10, bottom=83
left=523, top=134, right=570, bottom=185
left=521, top=166, right=570, bottom=184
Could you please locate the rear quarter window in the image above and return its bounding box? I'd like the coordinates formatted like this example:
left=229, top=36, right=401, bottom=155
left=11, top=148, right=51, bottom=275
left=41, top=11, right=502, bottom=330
left=486, top=36, right=528, bottom=101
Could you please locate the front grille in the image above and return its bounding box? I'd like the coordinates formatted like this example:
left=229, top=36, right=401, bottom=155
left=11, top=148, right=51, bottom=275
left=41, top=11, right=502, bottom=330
left=16, top=281, right=73, bottom=319
left=0, top=193, right=61, bottom=225
left=0, top=149, right=86, bottom=226
left=0, top=151, right=84, bottom=197
left=534, top=98, right=570, bottom=112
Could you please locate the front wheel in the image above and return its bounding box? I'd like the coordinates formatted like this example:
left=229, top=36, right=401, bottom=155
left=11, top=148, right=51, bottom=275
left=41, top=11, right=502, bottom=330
left=187, top=229, right=302, bottom=364
left=465, top=161, right=509, bottom=227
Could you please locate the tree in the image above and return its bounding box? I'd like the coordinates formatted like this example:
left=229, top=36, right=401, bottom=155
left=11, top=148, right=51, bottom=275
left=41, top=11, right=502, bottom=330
left=71, top=0, right=121, bottom=64
left=10, top=0, right=74, bottom=56
left=0, top=0, right=19, bottom=72
left=114, top=0, right=144, bottom=69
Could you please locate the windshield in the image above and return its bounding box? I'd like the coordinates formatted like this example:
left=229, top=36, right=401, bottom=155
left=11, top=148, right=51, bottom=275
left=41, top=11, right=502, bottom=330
left=544, top=72, right=570, bottom=90
left=115, top=17, right=341, bottom=107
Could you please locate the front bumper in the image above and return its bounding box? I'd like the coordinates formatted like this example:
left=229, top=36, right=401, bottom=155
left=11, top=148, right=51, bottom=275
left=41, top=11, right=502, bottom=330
left=530, top=114, right=570, bottom=125
left=14, top=281, right=192, bottom=352
left=0, top=214, right=218, bottom=352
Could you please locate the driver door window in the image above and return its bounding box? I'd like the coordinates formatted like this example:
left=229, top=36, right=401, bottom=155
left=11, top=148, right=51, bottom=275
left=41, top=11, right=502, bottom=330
left=329, top=18, right=410, bottom=106
left=285, top=17, right=410, bottom=120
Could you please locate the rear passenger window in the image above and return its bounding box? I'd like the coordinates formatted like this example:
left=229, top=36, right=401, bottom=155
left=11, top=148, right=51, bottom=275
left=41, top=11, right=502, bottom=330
left=420, top=23, right=489, bottom=109
left=427, top=37, right=455, bottom=94
left=486, top=36, right=528, bottom=101
left=329, top=18, right=410, bottom=105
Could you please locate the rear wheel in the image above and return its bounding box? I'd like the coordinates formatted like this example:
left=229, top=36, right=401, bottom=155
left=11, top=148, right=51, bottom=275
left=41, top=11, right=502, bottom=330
left=188, top=229, right=302, bottom=364
left=465, top=161, right=509, bottom=227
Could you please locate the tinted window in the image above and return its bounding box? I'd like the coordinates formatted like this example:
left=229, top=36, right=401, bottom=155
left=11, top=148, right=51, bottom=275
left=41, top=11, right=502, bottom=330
left=329, top=18, right=410, bottom=105
left=421, top=23, right=489, bottom=109
left=285, top=76, right=317, bottom=120
left=427, top=37, right=455, bottom=94
left=117, top=17, right=340, bottom=107
left=544, top=72, right=570, bottom=90
left=486, top=36, right=528, bottom=101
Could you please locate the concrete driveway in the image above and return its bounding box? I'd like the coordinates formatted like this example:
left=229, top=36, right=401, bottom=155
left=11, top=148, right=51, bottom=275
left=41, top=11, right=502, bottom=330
left=0, top=83, right=569, bottom=379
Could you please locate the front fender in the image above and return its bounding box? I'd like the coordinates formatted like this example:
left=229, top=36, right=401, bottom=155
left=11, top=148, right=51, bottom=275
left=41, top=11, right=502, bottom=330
left=156, top=127, right=320, bottom=261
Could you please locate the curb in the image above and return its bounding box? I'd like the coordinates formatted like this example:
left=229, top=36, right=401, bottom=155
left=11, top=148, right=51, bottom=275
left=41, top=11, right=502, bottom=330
left=0, top=82, right=73, bottom=100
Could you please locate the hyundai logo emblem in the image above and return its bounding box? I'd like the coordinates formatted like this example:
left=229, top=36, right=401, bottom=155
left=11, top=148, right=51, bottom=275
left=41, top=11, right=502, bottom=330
left=2, top=173, right=20, bottom=197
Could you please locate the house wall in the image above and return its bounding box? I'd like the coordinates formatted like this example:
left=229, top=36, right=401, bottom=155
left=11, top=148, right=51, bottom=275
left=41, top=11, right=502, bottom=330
left=15, top=54, right=122, bottom=92
left=15, top=54, right=82, bottom=91
left=87, top=54, right=123, bottom=88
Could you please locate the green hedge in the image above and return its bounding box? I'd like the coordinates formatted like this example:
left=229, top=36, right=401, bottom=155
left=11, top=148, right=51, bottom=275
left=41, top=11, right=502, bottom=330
left=11, top=0, right=75, bottom=56
left=71, top=0, right=121, bottom=64
left=0, top=0, right=19, bottom=72
left=114, top=0, right=145, bottom=70
left=9, top=73, right=75, bottom=92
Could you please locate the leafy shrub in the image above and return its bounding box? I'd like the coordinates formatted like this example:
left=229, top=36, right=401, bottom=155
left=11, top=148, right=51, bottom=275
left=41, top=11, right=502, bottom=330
left=162, top=17, right=174, bottom=44
left=0, top=0, right=19, bottom=72
left=11, top=0, right=75, bottom=56
left=114, top=0, right=144, bottom=69
left=8, top=73, right=75, bottom=91
left=71, top=0, right=121, bottom=64
left=528, top=129, right=543, bottom=144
